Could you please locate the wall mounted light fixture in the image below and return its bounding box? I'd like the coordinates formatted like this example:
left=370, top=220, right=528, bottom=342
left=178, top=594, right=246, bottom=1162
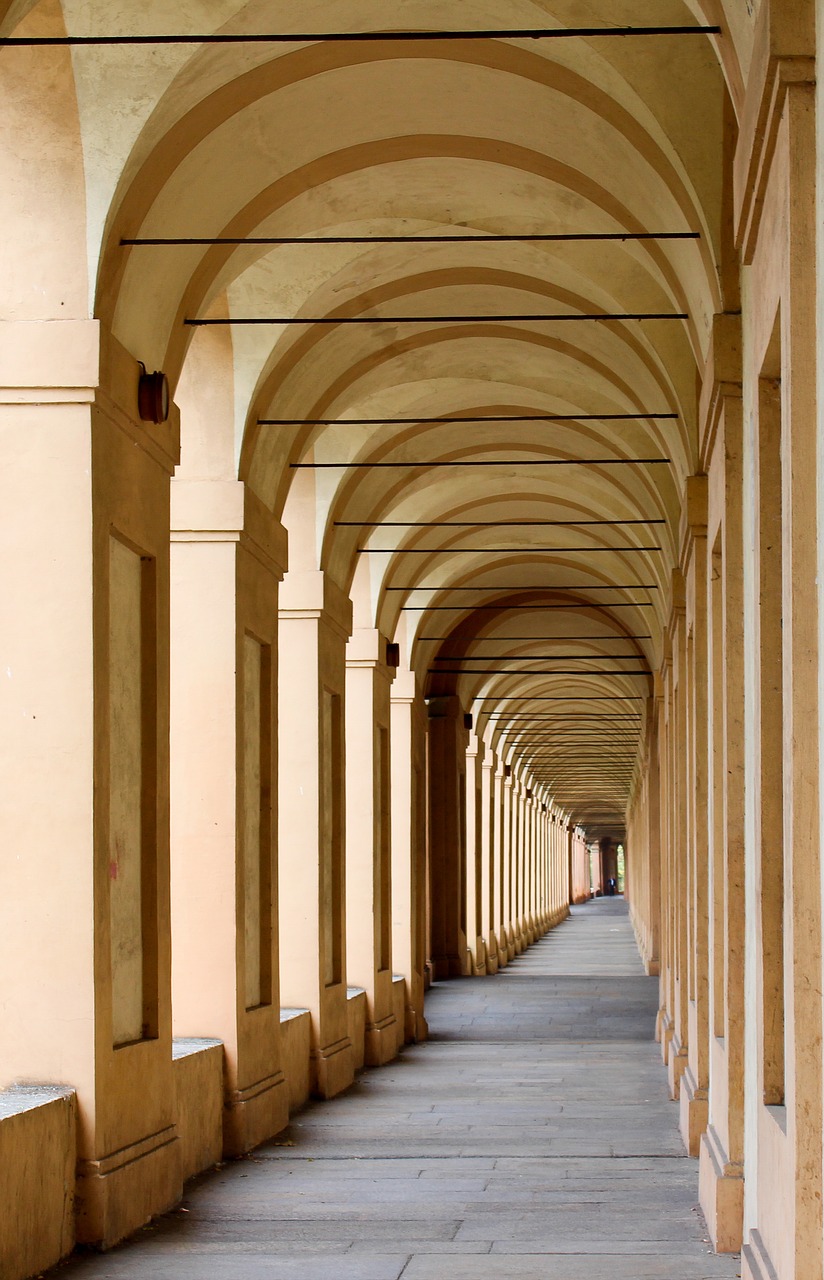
left=137, top=364, right=170, bottom=423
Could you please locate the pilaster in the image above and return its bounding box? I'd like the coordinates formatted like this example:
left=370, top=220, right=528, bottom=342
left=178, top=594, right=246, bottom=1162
left=345, top=629, right=399, bottom=1066
left=169, top=478, right=289, bottom=1155
left=0, top=321, right=182, bottom=1245
left=278, top=570, right=354, bottom=1099
left=390, top=668, right=428, bottom=1041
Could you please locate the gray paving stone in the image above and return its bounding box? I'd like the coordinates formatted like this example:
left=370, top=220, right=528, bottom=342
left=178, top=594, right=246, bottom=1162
left=55, top=900, right=740, bottom=1280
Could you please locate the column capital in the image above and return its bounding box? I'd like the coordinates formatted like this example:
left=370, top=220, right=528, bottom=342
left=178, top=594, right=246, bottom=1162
left=679, top=475, right=708, bottom=574
left=0, top=319, right=100, bottom=403
left=390, top=668, right=419, bottom=705
left=346, top=628, right=396, bottom=684
left=171, top=479, right=288, bottom=579
left=279, top=569, right=352, bottom=639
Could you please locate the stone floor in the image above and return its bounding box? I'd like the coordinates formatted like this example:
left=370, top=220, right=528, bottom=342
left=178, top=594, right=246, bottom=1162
left=56, top=899, right=742, bottom=1279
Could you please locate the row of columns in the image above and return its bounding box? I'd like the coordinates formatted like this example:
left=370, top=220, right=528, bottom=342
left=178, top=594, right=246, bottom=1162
left=626, top=29, right=823, bottom=1277
left=428, top=698, right=578, bottom=981
left=1, top=336, right=575, bottom=1252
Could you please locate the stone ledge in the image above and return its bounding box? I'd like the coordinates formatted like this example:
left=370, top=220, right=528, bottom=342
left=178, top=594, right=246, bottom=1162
left=0, top=1084, right=76, bottom=1280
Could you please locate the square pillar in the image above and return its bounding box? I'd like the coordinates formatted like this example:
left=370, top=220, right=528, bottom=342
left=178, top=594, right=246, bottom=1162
left=427, top=696, right=470, bottom=979
left=465, top=733, right=486, bottom=975
left=345, top=629, right=399, bottom=1066
left=390, top=669, right=428, bottom=1041
left=512, top=779, right=526, bottom=954
left=492, top=761, right=509, bottom=968
left=0, top=323, right=181, bottom=1245
left=481, top=747, right=499, bottom=972
left=170, top=479, right=289, bottom=1154
left=680, top=477, right=711, bottom=1157
left=698, top=317, right=746, bottom=1254
left=278, top=570, right=354, bottom=1099
left=502, top=767, right=516, bottom=961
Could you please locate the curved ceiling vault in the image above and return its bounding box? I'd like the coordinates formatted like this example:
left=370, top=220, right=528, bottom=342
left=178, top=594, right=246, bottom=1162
left=8, top=0, right=750, bottom=839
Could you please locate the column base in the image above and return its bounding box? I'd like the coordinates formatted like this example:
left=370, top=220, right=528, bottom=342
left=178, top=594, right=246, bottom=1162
left=430, top=952, right=466, bottom=980
left=223, top=1069, right=289, bottom=1157
left=678, top=1065, right=708, bottom=1155
left=365, top=1014, right=399, bottom=1067
left=76, top=1124, right=181, bottom=1248
left=742, top=1230, right=780, bottom=1280
left=311, top=1036, right=354, bottom=1100
left=485, top=936, right=500, bottom=974
left=405, top=1007, right=429, bottom=1041
left=667, top=1033, right=689, bottom=1100
left=472, top=936, right=487, bottom=975
left=699, top=1124, right=744, bottom=1253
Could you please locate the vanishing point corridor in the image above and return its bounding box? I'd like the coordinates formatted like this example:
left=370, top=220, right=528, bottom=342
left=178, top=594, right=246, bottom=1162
left=57, top=901, right=740, bottom=1280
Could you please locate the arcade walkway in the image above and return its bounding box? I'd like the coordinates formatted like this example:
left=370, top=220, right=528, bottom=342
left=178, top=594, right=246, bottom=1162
left=58, top=901, right=740, bottom=1280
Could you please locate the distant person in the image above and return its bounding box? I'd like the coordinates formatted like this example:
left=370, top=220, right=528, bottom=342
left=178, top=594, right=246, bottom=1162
left=607, top=877, right=616, bottom=896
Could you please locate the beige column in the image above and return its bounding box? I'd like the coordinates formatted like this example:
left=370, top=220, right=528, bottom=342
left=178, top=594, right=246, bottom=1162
left=170, top=479, right=289, bottom=1155
left=534, top=795, right=542, bottom=934
left=522, top=784, right=532, bottom=940
left=740, top=60, right=822, bottom=1278
left=553, top=815, right=562, bottom=920
left=502, top=766, right=515, bottom=960
left=492, top=760, right=509, bottom=967
left=657, top=673, right=674, bottom=1053
left=525, top=792, right=536, bottom=941
left=680, top=477, right=711, bottom=1156
left=547, top=808, right=552, bottom=921
left=278, top=570, right=354, bottom=1099
left=0, top=324, right=181, bottom=1245
left=481, top=745, right=499, bottom=973
left=661, top=575, right=690, bottom=1098
left=427, top=696, right=470, bottom=978
left=698, top=314, right=746, bottom=1252
left=390, top=669, right=428, bottom=1041
left=464, top=732, right=486, bottom=974
left=645, top=708, right=662, bottom=974
left=512, top=778, right=525, bottom=953
left=345, top=629, right=399, bottom=1066
left=536, top=804, right=546, bottom=925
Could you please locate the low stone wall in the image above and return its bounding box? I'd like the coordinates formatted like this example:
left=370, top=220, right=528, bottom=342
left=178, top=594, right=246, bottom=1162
left=280, top=1008, right=312, bottom=1113
left=347, top=987, right=367, bottom=1071
left=172, top=1039, right=223, bottom=1183
left=392, top=976, right=406, bottom=1053
left=0, top=1085, right=76, bottom=1280
left=2, top=1001, right=402, bottom=1276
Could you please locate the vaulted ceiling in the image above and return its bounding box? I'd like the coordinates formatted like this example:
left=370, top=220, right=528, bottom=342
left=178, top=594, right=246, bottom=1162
left=1, top=0, right=756, bottom=835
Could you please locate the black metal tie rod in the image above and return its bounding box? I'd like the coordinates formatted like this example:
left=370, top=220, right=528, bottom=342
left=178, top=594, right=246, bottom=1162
left=123, top=232, right=700, bottom=246
left=486, top=716, right=642, bottom=721
left=297, top=459, right=669, bottom=469
left=0, top=27, right=722, bottom=47
left=420, top=637, right=652, bottom=643
left=363, top=546, right=662, bottom=553
left=389, top=583, right=659, bottom=590
left=338, top=519, right=666, bottom=527
left=428, top=668, right=651, bottom=675
left=188, top=312, right=687, bottom=325
left=433, top=654, right=649, bottom=660
left=404, top=603, right=653, bottom=610
left=258, top=413, right=678, bottom=424
left=479, top=699, right=644, bottom=705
